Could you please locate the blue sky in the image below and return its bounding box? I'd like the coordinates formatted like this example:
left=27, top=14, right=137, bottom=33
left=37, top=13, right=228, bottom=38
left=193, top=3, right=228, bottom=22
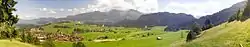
left=14, top=0, right=244, bottom=20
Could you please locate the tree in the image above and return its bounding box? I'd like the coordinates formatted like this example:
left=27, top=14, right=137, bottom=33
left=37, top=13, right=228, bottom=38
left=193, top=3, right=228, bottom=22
left=191, top=23, right=202, bottom=35
left=241, top=0, right=250, bottom=21
left=72, top=42, right=86, bottom=47
left=11, top=30, right=18, bottom=38
left=228, top=9, right=242, bottom=22
left=243, top=0, right=250, bottom=17
left=42, top=38, right=55, bottom=47
left=186, top=31, right=197, bottom=42
left=186, top=22, right=201, bottom=42
left=202, top=19, right=213, bottom=30
left=228, top=14, right=237, bottom=22
left=0, top=0, right=19, bottom=39
left=20, top=30, right=26, bottom=42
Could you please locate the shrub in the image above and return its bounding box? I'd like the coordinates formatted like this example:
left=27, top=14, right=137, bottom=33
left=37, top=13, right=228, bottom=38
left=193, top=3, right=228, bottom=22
left=186, top=31, right=197, bottom=42
left=72, top=42, right=86, bottom=47
left=42, top=39, right=55, bottom=47
left=97, top=36, right=109, bottom=39
left=186, top=22, right=201, bottom=42
left=202, top=19, right=214, bottom=30
left=88, top=39, right=92, bottom=41
left=53, top=25, right=70, bottom=28
left=20, top=32, right=40, bottom=45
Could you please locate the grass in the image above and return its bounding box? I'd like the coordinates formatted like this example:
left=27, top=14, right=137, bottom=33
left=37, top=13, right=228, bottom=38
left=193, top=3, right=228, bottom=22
left=40, top=22, right=189, bottom=47
left=84, top=30, right=188, bottom=47
left=174, top=19, right=250, bottom=47
left=54, top=41, right=73, bottom=47
left=53, top=30, right=188, bottom=47
left=0, top=40, right=36, bottom=47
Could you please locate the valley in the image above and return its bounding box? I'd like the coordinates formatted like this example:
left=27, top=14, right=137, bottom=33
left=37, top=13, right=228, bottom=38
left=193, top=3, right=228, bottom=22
left=0, top=0, right=250, bottom=47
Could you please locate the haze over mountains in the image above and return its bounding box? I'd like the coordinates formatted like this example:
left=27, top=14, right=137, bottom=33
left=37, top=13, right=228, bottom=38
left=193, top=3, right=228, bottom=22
left=17, top=1, right=246, bottom=31
left=18, top=9, right=142, bottom=25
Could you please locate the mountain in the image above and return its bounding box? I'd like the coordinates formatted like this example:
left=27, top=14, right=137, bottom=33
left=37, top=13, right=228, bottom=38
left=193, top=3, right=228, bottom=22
left=168, top=1, right=246, bottom=31
left=17, top=17, right=57, bottom=25
left=62, top=9, right=142, bottom=24
left=115, top=12, right=196, bottom=30
left=116, top=1, right=246, bottom=31
left=17, top=1, right=245, bottom=31
left=17, top=9, right=142, bottom=25
left=167, top=1, right=246, bottom=31
left=175, top=19, right=250, bottom=47
left=176, top=1, right=250, bottom=47
left=196, top=1, right=246, bottom=26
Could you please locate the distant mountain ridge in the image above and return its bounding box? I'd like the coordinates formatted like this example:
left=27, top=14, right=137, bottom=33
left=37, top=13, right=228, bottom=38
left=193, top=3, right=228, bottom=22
left=169, top=1, right=246, bottom=31
left=115, top=1, right=246, bottom=31
left=17, top=1, right=246, bottom=31
left=114, top=12, right=195, bottom=29
left=17, top=9, right=142, bottom=25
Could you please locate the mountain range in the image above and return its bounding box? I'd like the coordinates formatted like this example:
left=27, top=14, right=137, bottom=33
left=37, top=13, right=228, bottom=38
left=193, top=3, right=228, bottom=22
left=115, top=1, right=246, bottom=31
left=17, top=1, right=246, bottom=31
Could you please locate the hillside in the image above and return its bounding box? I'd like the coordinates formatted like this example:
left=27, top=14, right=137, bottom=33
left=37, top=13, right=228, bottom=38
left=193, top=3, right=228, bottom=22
left=172, top=19, right=250, bottom=47
left=34, top=21, right=189, bottom=47
left=17, top=9, right=142, bottom=25
left=169, top=1, right=246, bottom=31
left=0, top=40, right=36, bottom=47
left=117, top=1, right=246, bottom=31
left=120, top=12, right=195, bottom=28
left=196, top=1, right=246, bottom=26
left=17, top=1, right=245, bottom=31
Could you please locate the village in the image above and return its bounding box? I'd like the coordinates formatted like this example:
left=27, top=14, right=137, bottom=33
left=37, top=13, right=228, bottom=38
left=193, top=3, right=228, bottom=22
left=25, top=28, right=83, bottom=43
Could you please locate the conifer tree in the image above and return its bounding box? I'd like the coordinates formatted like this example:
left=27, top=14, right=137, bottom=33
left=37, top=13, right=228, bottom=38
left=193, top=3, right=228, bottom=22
left=186, top=22, right=201, bottom=42
left=241, top=0, right=250, bottom=21
left=0, top=0, right=19, bottom=39
left=243, top=0, right=250, bottom=17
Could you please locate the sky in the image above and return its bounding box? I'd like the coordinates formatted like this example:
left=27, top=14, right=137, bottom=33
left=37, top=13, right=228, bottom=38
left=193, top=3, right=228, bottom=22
left=14, top=0, right=245, bottom=20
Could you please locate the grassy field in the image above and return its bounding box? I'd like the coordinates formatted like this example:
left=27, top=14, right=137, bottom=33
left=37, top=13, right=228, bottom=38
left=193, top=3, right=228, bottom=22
left=10, top=19, right=250, bottom=47
left=0, top=40, right=36, bottom=47
left=84, top=30, right=188, bottom=47
left=173, top=19, right=250, bottom=47
left=40, top=22, right=189, bottom=47
left=16, top=19, right=250, bottom=47
left=53, top=30, right=188, bottom=47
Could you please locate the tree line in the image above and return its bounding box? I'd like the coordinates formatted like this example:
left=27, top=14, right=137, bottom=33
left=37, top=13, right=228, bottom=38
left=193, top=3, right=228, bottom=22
left=186, top=0, right=250, bottom=42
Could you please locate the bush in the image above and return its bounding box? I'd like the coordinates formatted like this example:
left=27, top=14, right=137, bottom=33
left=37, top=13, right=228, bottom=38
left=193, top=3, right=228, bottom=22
left=88, top=39, right=92, bottom=41
left=72, top=42, right=86, bottom=47
left=142, top=35, right=146, bottom=37
left=97, top=36, right=109, bottom=39
left=202, top=19, right=213, bottom=30
left=228, top=10, right=243, bottom=22
left=186, top=22, right=201, bottom=42
left=53, top=25, right=70, bottom=28
left=186, top=31, right=197, bottom=42
left=20, top=32, right=40, bottom=45
left=42, top=39, right=55, bottom=47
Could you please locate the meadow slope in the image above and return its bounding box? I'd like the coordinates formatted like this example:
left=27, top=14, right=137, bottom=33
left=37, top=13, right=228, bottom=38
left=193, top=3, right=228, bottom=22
left=0, top=40, right=36, bottom=47
left=174, top=19, right=250, bottom=47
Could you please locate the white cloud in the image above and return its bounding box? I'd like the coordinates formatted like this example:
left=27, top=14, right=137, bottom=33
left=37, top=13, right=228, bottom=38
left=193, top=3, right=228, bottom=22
left=49, top=10, right=57, bottom=13
left=164, top=0, right=245, bottom=18
left=21, top=0, right=245, bottom=19
left=67, top=9, right=73, bottom=11
left=73, top=8, right=78, bottom=11
left=42, top=8, right=47, bottom=11
left=85, top=0, right=159, bottom=13
left=59, top=8, right=64, bottom=11
left=83, top=0, right=244, bottom=18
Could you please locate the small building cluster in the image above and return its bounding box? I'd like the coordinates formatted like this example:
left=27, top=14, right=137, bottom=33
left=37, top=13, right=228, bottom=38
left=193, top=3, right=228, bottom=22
left=27, top=28, right=83, bottom=42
